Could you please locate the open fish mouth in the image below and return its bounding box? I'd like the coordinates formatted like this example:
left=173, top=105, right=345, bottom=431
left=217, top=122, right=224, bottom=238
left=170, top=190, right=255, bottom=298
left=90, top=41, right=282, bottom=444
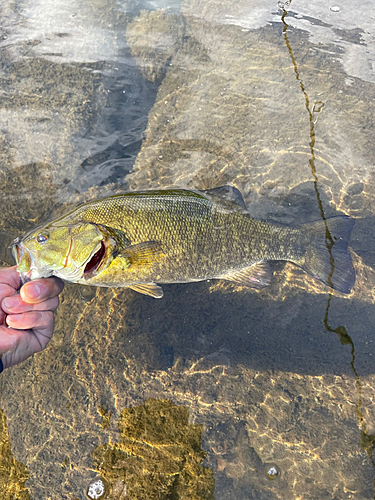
left=11, top=240, right=34, bottom=283
left=12, top=240, right=22, bottom=265
left=83, top=240, right=106, bottom=276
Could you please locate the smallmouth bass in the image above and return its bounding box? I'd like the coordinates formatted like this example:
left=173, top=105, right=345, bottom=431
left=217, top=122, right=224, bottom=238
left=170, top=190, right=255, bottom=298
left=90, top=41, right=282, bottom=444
left=12, top=186, right=355, bottom=298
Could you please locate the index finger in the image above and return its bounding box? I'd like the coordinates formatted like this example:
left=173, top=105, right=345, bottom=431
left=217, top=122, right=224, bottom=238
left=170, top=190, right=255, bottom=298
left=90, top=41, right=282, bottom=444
left=20, top=277, right=64, bottom=304
left=0, top=266, right=21, bottom=291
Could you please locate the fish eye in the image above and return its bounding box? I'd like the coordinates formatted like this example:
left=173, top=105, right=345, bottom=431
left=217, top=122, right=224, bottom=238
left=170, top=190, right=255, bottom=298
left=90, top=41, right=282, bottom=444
left=36, top=233, right=49, bottom=244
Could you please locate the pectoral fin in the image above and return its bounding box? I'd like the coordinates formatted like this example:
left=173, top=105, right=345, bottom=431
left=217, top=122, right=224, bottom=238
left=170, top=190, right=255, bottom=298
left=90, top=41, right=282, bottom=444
left=119, top=241, right=164, bottom=267
left=219, top=262, right=272, bottom=289
left=129, top=283, right=164, bottom=298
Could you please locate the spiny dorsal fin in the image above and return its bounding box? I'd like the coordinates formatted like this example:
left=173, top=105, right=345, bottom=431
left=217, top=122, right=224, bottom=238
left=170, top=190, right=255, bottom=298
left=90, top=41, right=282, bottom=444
left=120, top=241, right=164, bottom=267
left=203, top=185, right=247, bottom=209
left=129, top=283, right=164, bottom=298
left=219, top=262, right=272, bottom=289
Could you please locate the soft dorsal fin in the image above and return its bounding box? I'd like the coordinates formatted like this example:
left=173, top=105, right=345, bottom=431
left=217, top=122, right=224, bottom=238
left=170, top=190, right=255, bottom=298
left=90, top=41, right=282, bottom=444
left=203, top=185, right=247, bottom=209
left=129, top=283, right=164, bottom=298
left=119, top=241, right=164, bottom=267
left=219, top=262, right=272, bottom=289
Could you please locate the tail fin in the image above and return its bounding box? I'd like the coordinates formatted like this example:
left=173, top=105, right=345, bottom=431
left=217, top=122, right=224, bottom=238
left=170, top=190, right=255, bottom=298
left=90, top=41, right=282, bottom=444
left=301, top=216, right=355, bottom=294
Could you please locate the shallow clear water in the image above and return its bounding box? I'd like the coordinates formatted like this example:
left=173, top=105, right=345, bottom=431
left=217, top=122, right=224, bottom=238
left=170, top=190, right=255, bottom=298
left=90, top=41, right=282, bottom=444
left=0, top=0, right=375, bottom=498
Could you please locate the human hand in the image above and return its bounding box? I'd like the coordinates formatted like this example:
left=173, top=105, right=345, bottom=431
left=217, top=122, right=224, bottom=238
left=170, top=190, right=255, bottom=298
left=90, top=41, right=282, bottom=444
left=0, top=266, right=64, bottom=371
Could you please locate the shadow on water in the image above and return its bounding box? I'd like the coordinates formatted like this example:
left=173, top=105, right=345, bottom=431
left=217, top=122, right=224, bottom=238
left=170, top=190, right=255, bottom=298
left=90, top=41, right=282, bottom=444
left=97, top=281, right=370, bottom=377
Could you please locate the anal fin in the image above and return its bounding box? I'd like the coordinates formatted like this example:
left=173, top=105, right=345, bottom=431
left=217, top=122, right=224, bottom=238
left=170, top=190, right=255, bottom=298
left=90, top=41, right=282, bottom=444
left=219, top=262, right=272, bottom=289
left=129, top=283, right=164, bottom=298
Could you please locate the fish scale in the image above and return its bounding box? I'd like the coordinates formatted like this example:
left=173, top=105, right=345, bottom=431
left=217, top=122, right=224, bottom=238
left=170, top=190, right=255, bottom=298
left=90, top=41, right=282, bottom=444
left=13, top=187, right=355, bottom=297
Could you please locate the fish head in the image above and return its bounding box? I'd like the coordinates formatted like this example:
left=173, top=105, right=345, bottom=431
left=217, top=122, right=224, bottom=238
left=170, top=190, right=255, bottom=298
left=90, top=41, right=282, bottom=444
left=12, top=222, right=111, bottom=283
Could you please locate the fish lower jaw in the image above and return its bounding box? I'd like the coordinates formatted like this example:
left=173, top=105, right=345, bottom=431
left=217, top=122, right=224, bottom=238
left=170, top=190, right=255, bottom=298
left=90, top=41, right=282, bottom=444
left=19, top=271, right=32, bottom=284
left=18, top=267, right=53, bottom=283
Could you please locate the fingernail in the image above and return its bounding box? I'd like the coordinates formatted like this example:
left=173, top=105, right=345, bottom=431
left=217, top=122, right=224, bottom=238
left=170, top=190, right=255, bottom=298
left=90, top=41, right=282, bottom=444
left=3, top=296, right=19, bottom=309
left=6, top=314, right=22, bottom=326
left=22, top=283, right=46, bottom=300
